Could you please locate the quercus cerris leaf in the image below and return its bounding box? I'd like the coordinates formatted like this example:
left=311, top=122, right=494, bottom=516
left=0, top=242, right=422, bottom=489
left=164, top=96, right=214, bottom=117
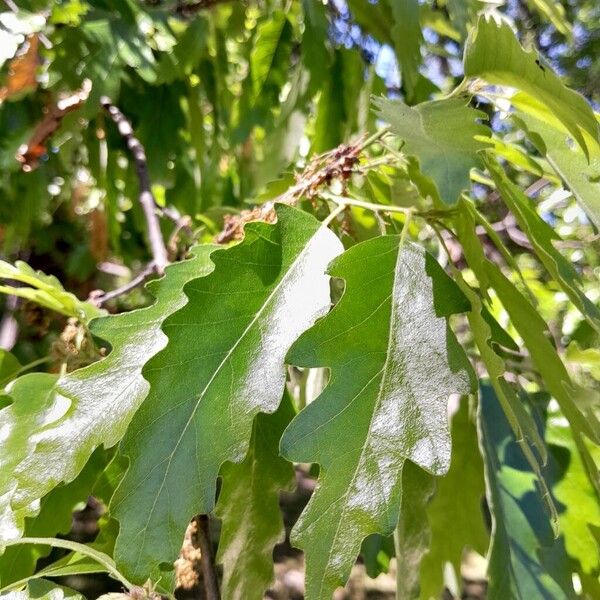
left=484, top=154, right=600, bottom=334
left=394, top=462, right=435, bottom=600
left=452, top=270, right=556, bottom=521
left=280, top=237, right=473, bottom=600
left=464, top=14, right=600, bottom=158
left=215, top=391, right=296, bottom=600
left=112, top=205, right=343, bottom=584
left=0, top=448, right=110, bottom=586
left=419, top=398, right=488, bottom=600
left=0, top=374, right=61, bottom=545
left=479, top=385, right=575, bottom=600
left=485, top=261, right=600, bottom=444
left=373, top=97, right=490, bottom=204
left=0, top=246, right=215, bottom=548
left=516, top=106, right=600, bottom=231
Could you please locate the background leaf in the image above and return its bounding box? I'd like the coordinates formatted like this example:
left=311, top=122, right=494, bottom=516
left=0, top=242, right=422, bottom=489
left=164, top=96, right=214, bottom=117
left=215, top=391, right=296, bottom=600
left=478, top=385, right=575, bottom=599
left=419, top=398, right=489, bottom=600
left=374, top=97, right=490, bottom=205
left=464, top=15, right=599, bottom=157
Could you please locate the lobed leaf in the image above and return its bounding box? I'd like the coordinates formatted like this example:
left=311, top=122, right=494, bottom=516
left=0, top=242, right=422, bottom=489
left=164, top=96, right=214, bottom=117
left=215, top=391, right=296, bottom=600
left=394, top=462, right=435, bottom=600
left=0, top=246, right=215, bottom=547
left=112, top=205, right=343, bottom=584
left=485, top=261, right=600, bottom=444
left=515, top=104, right=600, bottom=231
left=0, top=448, right=110, bottom=587
left=373, top=97, right=490, bottom=205
left=464, top=15, right=599, bottom=158
left=484, top=155, right=600, bottom=333
left=479, top=385, right=575, bottom=599
left=0, top=374, right=61, bottom=545
left=419, top=398, right=488, bottom=600
left=281, top=237, right=473, bottom=599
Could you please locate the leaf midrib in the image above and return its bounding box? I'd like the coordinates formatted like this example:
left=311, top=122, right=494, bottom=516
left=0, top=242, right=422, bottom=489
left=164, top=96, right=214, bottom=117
left=132, top=224, right=323, bottom=570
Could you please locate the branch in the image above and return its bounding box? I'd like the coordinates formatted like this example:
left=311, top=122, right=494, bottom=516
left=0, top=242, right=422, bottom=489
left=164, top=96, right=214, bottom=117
left=92, top=262, right=157, bottom=306
left=100, top=97, right=168, bottom=274
left=193, top=515, right=220, bottom=600
left=216, top=129, right=391, bottom=243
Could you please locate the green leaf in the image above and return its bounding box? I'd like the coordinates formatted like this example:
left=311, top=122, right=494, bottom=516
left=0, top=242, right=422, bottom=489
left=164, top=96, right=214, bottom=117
left=419, top=398, right=488, bottom=600
left=250, top=12, right=292, bottom=100
left=484, top=137, right=545, bottom=178
left=450, top=245, right=555, bottom=520
left=479, top=385, right=575, bottom=599
left=373, top=97, right=490, bottom=204
left=543, top=402, right=600, bottom=578
left=526, top=0, right=572, bottom=38
left=516, top=107, right=600, bottom=231
left=346, top=0, right=393, bottom=44
left=215, top=391, right=296, bottom=600
left=484, top=154, right=600, bottom=334
left=312, top=50, right=363, bottom=153
left=301, top=0, right=331, bottom=93
left=0, top=448, right=110, bottom=586
left=0, top=261, right=102, bottom=323
left=566, top=342, right=600, bottom=380
left=388, top=0, right=422, bottom=103
left=3, top=579, right=84, bottom=600
left=112, top=205, right=343, bottom=584
left=0, top=246, right=215, bottom=547
left=0, top=351, right=21, bottom=389
left=485, top=261, right=600, bottom=444
left=280, top=237, right=472, bottom=599
left=464, top=15, right=599, bottom=158
left=394, top=462, right=436, bottom=600
left=0, top=374, right=60, bottom=545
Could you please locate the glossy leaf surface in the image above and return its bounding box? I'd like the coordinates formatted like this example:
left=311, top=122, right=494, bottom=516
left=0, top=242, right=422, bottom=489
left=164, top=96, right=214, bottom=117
left=112, top=205, right=343, bottom=583
left=1, top=247, right=215, bottom=546
left=281, top=237, right=472, bottom=599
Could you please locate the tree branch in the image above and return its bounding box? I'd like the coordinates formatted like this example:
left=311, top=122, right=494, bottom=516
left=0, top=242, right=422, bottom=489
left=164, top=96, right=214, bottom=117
left=193, top=515, right=220, bottom=600
left=100, top=97, right=168, bottom=274
left=92, top=262, right=157, bottom=306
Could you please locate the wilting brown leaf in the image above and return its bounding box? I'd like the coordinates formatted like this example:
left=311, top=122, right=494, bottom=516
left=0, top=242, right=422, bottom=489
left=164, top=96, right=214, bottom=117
left=16, top=79, right=92, bottom=172
left=0, top=35, right=39, bottom=103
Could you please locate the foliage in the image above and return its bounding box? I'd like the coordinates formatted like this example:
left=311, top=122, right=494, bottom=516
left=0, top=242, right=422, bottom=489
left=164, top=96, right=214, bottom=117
left=0, top=1, right=599, bottom=600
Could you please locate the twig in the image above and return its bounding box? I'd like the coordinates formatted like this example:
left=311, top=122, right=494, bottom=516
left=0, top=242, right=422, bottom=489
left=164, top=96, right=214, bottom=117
left=2, top=0, right=52, bottom=48
left=93, top=263, right=156, bottom=306
left=100, top=97, right=168, bottom=274
left=215, top=128, right=392, bottom=243
left=194, top=515, right=220, bottom=600
left=320, top=191, right=415, bottom=216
